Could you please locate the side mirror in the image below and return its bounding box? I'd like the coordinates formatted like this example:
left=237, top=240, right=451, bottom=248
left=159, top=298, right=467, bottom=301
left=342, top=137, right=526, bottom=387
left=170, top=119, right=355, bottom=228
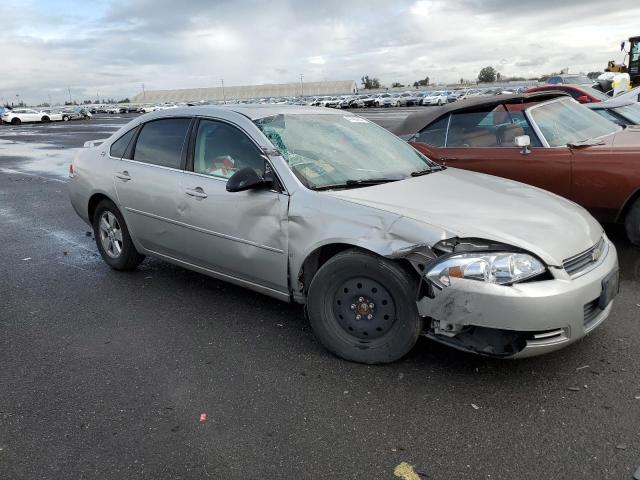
left=577, top=95, right=591, bottom=104
left=226, top=167, right=271, bottom=192
left=514, top=135, right=531, bottom=155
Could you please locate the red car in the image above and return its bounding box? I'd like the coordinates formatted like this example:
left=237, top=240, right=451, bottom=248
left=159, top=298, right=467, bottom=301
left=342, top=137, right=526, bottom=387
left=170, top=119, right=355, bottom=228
left=394, top=92, right=640, bottom=245
left=523, top=84, right=610, bottom=104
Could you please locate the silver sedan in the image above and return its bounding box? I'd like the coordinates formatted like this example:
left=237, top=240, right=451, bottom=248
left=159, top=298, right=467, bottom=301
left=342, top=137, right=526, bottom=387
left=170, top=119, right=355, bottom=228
left=68, top=105, right=618, bottom=363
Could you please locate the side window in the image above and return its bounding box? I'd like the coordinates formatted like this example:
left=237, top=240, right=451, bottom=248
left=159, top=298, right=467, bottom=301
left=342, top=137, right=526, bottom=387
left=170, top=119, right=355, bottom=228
left=447, top=105, right=542, bottom=148
left=548, top=76, right=560, bottom=85
left=133, top=118, right=191, bottom=169
left=415, top=115, right=449, bottom=147
left=447, top=108, right=502, bottom=147
left=193, top=119, right=265, bottom=180
left=109, top=128, right=136, bottom=159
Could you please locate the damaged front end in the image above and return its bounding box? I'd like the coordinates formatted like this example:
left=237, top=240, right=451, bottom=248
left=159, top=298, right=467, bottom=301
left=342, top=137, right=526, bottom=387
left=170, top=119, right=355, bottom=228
left=400, top=237, right=553, bottom=358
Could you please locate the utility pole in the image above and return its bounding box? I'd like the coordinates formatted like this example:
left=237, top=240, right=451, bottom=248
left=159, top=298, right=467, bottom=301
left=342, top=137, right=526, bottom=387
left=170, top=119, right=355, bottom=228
left=48, top=94, right=52, bottom=106
left=67, top=87, right=72, bottom=104
left=300, top=74, right=304, bottom=97
left=15, top=94, right=20, bottom=107
left=141, top=84, right=145, bottom=102
left=221, top=78, right=226, bottom=104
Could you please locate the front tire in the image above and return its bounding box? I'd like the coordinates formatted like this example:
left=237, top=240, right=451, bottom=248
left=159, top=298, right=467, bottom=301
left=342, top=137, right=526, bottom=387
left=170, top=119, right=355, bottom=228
left=62, top=115, right=69, bottom=121
left=11, top=117, right=21, bottom=125
left=625, top=199, right=640, bottom=246
left=93, top=199, right=145, bottom=270
left=307, top=250, right=422, bottom=364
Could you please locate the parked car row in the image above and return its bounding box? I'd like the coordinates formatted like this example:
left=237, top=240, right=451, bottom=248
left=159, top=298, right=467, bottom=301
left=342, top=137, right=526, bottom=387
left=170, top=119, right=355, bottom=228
left=0, top=106, right=92, bottom=125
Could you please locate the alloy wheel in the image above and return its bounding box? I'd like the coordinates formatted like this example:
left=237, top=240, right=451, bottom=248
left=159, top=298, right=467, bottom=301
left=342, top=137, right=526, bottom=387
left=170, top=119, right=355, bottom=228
left=99, top=211, right=124, bottom=258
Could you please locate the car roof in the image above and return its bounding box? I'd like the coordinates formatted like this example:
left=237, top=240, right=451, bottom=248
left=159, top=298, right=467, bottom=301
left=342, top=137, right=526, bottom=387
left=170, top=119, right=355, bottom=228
left=527, top=84, right=587, bottom=91
left=393, top=91, right=569, bottom=136
left=138, top=104, right=348, bottom=122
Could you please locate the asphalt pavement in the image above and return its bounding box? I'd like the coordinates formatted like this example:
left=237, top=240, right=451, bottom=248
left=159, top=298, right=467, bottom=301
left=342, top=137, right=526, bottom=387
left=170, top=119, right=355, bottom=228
left=1, top=110, right=639, bottom=480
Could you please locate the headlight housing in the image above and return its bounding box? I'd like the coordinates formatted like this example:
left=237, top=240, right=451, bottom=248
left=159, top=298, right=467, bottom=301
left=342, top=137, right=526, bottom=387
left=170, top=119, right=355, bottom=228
left=427, top=252, right=546, bottom=288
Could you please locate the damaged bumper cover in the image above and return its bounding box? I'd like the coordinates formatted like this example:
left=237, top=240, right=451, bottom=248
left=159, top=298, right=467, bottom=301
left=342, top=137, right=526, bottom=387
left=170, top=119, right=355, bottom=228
left=414, top=236, right=619, bottom=358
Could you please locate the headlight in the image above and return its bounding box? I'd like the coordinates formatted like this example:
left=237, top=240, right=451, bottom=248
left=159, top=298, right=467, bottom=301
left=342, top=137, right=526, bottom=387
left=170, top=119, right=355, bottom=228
left=427, top=252, right=546, bottom=288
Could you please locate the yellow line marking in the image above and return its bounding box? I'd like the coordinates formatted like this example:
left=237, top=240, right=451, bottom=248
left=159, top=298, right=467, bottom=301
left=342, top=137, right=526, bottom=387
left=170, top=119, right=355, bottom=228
left=394, top=462, right=421, bottom=480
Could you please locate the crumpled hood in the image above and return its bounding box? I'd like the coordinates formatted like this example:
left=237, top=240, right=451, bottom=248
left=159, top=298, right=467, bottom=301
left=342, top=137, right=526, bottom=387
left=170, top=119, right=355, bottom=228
left=325, top=168, right=603, bottom=266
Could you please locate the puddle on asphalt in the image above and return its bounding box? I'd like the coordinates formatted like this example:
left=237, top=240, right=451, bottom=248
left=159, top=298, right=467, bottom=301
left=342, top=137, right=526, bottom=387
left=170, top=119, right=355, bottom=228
left=0, top=139, right=77, bottom=178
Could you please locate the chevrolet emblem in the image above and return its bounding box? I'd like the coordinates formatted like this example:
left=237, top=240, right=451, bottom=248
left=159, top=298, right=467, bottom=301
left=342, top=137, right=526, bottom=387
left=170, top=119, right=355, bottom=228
left=591, top=248, right=601, bottom=262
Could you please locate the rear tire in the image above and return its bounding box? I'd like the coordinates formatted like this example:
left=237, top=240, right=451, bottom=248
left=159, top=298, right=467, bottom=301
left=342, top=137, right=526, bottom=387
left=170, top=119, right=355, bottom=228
left=306, top=249, right=422, bottom=364
left=62, top=115, right=69, bottom=121
left=92, top=199, right=145, bottom=270
left=11, top=117, right=21, bottom=125
left=625, top=199, right=640, bottom=246
left=41, top=116, right=50, bottom=123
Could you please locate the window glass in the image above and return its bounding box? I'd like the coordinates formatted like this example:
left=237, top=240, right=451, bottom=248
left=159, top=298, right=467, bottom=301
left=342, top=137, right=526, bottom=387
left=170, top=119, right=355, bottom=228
left=110, top=128, right=136, bottom=158
left=133, top=118, right=190, bottom=168
left=591, top=108, right=626, bottom=126
left=446, top=105, right=542, bottom=148
left=254, top=114, right=434, bottom=189
left=416, top=115, right=449, bottom=147
left=193, top=119, right=265, bottom=179
left=529, top=98, right=620, bottom=147
left=613, top=104, right=640, bottom=124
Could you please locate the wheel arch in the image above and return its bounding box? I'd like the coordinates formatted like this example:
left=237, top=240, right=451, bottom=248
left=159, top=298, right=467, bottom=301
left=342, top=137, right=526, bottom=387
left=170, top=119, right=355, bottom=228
left=294, top=242, right=417, bottom=303
left=88, top=192, right=117, bottom=224
left=617, top=187, right=640, bottom=223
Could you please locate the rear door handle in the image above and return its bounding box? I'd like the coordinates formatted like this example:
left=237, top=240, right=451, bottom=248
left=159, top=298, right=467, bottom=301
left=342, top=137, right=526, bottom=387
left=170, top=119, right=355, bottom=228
left=115, top=170, right=131, bottom=181
left=439, top=157, right=458, bottom=162
left=184, top=187, right=208, bottom=199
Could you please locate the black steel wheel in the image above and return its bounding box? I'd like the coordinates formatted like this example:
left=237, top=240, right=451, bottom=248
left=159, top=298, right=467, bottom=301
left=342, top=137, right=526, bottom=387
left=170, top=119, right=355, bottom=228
left=307, top=249, right=422, bottom=364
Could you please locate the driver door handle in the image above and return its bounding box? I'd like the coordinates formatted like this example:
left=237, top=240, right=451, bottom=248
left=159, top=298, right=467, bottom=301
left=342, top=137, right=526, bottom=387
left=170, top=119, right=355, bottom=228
left=184, top=187, right=208, bottom=199
left=115, top=170, right=131, bottom=181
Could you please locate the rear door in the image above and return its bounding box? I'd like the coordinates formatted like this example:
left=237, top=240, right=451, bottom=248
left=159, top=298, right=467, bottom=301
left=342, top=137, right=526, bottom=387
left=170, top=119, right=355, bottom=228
left=411, top=105, right=572, bottom=197
left=113, top=117, right=193, bottom=258
left=179, top=117, right=289, bottom=295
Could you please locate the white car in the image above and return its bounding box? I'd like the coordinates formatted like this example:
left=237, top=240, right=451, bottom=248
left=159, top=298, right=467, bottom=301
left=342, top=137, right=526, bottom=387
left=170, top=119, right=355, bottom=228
left=422, top=91, right=449, bottom=106
left=397, top=92, right=420, bottom=106
left=373, top=94, right=395, bottom=107
left=1, top=108, right=52, bottom=124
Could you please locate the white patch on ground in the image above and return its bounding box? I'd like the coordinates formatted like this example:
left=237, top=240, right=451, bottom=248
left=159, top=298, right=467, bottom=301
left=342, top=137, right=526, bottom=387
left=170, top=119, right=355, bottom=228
left=0, top=139, right=77, bottom=178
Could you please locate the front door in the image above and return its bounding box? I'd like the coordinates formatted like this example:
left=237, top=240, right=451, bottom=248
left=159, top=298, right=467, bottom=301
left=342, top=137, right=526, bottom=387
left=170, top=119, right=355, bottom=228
left=179, top=118, right=289, bottom=294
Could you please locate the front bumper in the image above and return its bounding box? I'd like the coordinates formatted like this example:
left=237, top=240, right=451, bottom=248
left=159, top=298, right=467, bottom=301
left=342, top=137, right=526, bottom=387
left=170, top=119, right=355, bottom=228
left=417, top=237, right=619, bottom=358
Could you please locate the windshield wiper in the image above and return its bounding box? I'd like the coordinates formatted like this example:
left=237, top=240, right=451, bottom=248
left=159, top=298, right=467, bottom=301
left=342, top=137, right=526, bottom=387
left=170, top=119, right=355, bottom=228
left=567, top=138, right=606, bottom=148
left=312, top=178, right=402, bottom=191
left=410, top=165, right=446, bottom=177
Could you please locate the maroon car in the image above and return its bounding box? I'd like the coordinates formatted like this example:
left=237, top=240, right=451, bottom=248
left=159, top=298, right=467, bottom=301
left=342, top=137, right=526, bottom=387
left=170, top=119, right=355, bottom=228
left=394, top=92, right=640, bottom=245
left=523, top=84, right=610, bottom=104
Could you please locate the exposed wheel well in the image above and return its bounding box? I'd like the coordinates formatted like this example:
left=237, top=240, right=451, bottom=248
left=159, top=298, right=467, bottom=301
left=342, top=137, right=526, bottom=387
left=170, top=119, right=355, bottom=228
left=88, top=193, right=112, bottom=224
left=618, top=188, right=640, bottom=223
left=297, top=243, right=417, bottom=301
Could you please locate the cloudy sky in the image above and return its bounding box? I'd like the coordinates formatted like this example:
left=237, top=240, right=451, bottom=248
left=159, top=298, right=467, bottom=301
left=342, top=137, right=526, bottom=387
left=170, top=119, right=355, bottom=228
left=2, top=0, right=640, bottom=104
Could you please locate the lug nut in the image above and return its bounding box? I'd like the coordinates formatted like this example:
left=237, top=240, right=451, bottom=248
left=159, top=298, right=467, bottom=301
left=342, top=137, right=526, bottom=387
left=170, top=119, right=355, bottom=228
left=369, top=303, right=374, bottom=309
left=350, top=304, right=356, bottom=310
left=367, top=314, right=373, bottom=320
left=355, top=315, right=361, bottom=320
left=358, top=297, right=364, bottom=302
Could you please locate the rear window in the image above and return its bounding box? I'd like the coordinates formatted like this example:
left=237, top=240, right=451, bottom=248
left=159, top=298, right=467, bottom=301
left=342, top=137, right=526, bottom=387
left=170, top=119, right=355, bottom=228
left=110, top=129, right=136, bottom=158
left=133, top=118, right=191, bottom=169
